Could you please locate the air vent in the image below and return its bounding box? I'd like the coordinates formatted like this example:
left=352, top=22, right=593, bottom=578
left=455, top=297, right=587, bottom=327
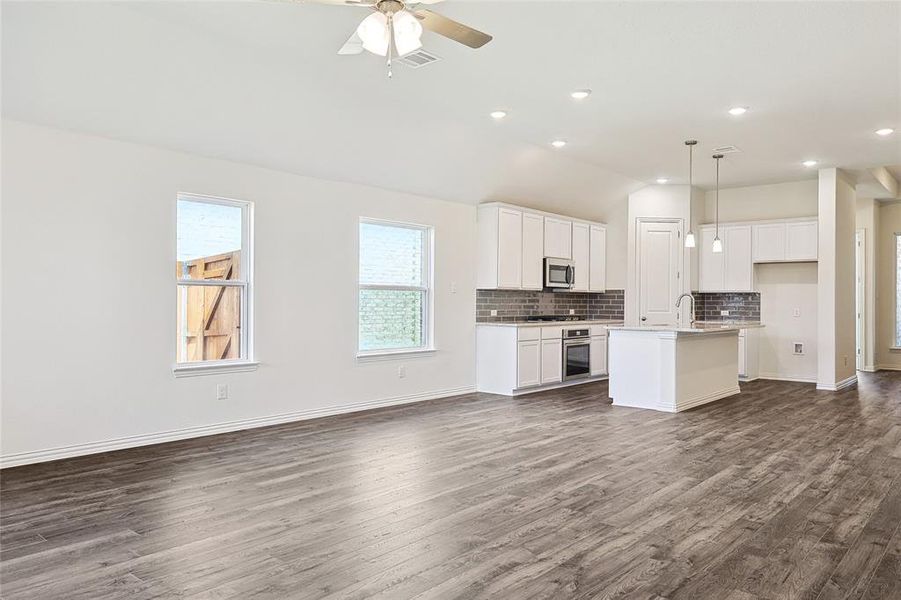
left=397, top=49, right=441, bottom=68
left=712, top=145, right=742, bottom=154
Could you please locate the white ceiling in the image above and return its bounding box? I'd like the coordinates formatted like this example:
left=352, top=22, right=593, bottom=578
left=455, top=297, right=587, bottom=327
left=3, top=1, right=900, bottom=220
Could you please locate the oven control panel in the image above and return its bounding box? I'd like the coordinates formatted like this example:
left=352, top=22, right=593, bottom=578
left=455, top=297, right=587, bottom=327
left=565, top=328, right=589, bottom=339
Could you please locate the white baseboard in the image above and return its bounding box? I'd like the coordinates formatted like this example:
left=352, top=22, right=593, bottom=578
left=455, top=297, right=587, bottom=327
left=875, top=364, right=901, bottom=371
left=816, top=375, right=858, bottom=392
left=675, top=385, right=742, bottom=412
left=758, top=373, right=818, bottom=384
left=0, top=385, right=476, bottom=469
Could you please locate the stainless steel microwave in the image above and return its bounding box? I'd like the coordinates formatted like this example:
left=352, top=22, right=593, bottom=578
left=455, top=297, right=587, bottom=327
left=544, top=258, right=574, bottom=289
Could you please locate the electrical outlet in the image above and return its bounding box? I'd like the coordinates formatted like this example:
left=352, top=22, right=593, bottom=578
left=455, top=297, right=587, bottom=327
left=720, top=310, right=729, bottom=317
left=569, top=309, right=575, bottom=315
left=450, top=281, right=457, bottom=294
left=793, top=342, right=804, bottom=356
left=490, top=309, right=498, bottom=317
left=216, top=384, right=229, bottom=400
left=398, top=365, right=406, bottom=379
left=793, top=308, right=801, bottom=317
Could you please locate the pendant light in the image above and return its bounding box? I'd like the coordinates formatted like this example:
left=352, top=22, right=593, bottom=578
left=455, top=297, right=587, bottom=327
left=712, top=153, right=724, bottom=253
left=684, top=139, right=698, bottom=248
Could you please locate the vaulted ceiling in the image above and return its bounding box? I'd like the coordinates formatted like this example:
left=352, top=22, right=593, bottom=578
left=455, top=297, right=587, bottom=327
left=3, top=1, right=899, bottom=220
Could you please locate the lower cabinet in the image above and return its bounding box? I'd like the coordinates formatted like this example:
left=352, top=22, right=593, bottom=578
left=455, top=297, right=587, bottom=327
left=516, top=340, right=541, bottom=388
left=540, top=339, right=563, bottom=384
left=590, top=335, right=608, bottom=376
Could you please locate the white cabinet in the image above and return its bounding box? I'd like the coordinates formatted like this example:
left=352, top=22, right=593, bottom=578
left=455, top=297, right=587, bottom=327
left=752, top=220, right=817, bottom=263
left=753, top=223, right=786, bottom=263
left=590, top=335, right=608, bottom=376
left=540, top=339, right=563, bottom=384
left=544, top=217, right=572, bottom=259
left=521, top=212, right=544, bottom=290
left=723, top=225, right=753, bottom=292
left=589, top=225, right=607, bottom=292
left=699, top=226, right=725, bottom=292
left=496, top=208, right=522, bottom=288
left=571, top=222, right=590, bottom=292
left=516, top=341, right=541, bottom=388
left=786, top=221, right=818, bottom=261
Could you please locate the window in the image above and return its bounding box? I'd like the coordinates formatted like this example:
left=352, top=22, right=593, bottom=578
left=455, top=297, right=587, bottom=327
left=358, top=219, right=433, bottom=355
left=896, top=233, right=901, bottom=347
left=175, top=194, right=254, bottom=373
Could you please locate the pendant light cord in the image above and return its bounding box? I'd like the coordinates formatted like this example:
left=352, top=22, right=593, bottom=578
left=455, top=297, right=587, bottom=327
left=715, top=155, right=720, bottom=238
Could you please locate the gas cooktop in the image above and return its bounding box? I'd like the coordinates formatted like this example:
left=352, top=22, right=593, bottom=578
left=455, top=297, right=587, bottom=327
left=524, top=315, right=587, bottom=322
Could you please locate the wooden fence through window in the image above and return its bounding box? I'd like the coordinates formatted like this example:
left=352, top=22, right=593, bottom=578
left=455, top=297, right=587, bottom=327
left=176, top=251, right=241, bottom=362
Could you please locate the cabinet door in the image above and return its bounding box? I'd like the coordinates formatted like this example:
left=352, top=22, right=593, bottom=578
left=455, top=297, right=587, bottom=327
left=544, top=217, right=572, bottom=259
left=700, top=227, right=724, bottom=292
left=521, top=213, right=544, bottom=290
left=496, top=208, right=522, bottom=288
left=724, top=225, right=753, bottom=291
left=571, top=222, right=590, bottom=292
left=738, top=334, right=746, bottom=377
left=753, top=223, right=786, bottom=262
left=517, top=340, right=541, bottom=388
left=590, top=335, right=608, bottom=376
left=540, top=339, right=562, bottom=384
left=589, top=225, right=607, bottom=292
left=786, top=220, right=818, bottom=261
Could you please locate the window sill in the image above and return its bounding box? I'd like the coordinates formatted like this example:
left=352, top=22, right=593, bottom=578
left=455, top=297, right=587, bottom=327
left=173, top=361, right=260, bottom=378
left=356, top=348, right=436, bottom=362
left=890, top=347, right=901, bottom=352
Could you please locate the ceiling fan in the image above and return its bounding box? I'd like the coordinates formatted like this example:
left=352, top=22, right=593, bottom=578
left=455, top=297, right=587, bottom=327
left=301, top=0, right=492, bottom=77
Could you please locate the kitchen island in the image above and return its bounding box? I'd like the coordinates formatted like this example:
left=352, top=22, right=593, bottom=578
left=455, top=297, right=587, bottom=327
left=607, top=323, right=763, bottom=413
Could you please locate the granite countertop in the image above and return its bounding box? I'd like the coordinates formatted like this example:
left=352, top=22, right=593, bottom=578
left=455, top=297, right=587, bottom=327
left=476, top=319, right=624, bottom=328
left=608, top=321, right=764, bottom=334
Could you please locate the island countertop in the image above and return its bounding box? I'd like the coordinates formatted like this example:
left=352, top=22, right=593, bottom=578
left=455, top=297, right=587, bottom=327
left=607, top=321, right=763, bottom=334
left=476, top=319, right=624, bottom=328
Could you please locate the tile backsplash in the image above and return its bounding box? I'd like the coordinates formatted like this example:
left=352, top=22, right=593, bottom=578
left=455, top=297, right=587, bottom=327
left=693, top=292, right=761, bottom=321
left=476, top=289, right=625, bottom=323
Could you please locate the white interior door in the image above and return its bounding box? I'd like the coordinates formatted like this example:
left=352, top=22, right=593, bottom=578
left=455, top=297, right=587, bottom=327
left=638, top=220, right=681, bottom=326
left=855, top=229, right=865, bottom=370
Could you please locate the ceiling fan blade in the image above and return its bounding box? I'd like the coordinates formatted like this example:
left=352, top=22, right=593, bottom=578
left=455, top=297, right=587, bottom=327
left=338, top=30, right=364, bottom=54
left=271, top=0, right=375, bottom=6
left=413, top=9, right=492, bottom=49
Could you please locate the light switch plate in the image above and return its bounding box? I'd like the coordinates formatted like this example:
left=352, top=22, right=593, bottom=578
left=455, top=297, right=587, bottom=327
left=793, top=308, right=801, bottom=317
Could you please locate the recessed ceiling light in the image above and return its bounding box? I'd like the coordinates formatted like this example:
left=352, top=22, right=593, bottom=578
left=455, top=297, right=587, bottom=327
left=875, top=128, right=894, bottom=136
left=656, top=178, right=669, bottom=184
left=551, top=140, right=567, bottom=148
left=802, top=160, right=818, bottom=167
left=490, top=110, right=507, bottom=120
left=571, top=89, right=591, bottom=100
left=728, top=106, right=748, bottom=116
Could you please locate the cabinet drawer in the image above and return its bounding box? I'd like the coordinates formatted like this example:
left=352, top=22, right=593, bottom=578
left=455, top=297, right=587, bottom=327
left=541, top=326, right=563, bottom=340
left=517, top=327, right=541, bottom=342
left=589, top=325, right=608, bottom=337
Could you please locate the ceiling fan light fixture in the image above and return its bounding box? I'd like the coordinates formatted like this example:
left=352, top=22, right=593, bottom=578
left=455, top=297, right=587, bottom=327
left=357, top=11, right=389, bottom=56
left=392, top=9, right=423, bottom=57
left=571, top=89, right=591, bottom=100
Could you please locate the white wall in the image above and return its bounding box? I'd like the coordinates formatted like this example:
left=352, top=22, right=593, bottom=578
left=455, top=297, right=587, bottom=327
left=877, top=201, right=901, bottom=370
left=703, top=179, right=818, bottom=223
left=0, top=120, right=478, bottom=465
left=817, top=168, right=857, bottom=389
left=757, top=263, right=818, bottom=382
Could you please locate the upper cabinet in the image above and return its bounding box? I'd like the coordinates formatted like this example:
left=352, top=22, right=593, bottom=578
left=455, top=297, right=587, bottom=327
left=521, top=212, right=544, bottom=290
left=544, top=217, right=572, bottom=259
left=699, top=224, right=751, bottom=292
left=699, top=217, right=818, bottom=293
left=589, top=225, right=607, bottom=292
left=752, top=219, right=817, bottom=263
left=477, top=203, right=606, bottom=291
left=571, top=222, right=590, bottom=291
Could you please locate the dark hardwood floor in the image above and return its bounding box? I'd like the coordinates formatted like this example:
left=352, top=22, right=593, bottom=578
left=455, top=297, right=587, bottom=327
left=1, top=373, right=900, bottom=599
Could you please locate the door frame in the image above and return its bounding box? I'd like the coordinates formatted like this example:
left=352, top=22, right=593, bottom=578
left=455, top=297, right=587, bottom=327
left=635, top=217, right=684, bottom=326
left=855, top=228, right=866, bottom=370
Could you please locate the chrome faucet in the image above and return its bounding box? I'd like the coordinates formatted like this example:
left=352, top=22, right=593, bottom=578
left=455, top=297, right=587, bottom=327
left=675, top=293, right=695, bottom=327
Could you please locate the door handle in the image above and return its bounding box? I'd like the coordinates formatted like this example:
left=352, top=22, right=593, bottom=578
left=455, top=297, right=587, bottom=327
left=641, top=316, right=647, bottom=321
left=566, top=265, right=574, bottom=285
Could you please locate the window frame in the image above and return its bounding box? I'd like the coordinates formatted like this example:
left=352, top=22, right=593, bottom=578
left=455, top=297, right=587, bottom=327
left=357, top=217, right=435, bottom=359
left=173, top=192, right=257, bottom=377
